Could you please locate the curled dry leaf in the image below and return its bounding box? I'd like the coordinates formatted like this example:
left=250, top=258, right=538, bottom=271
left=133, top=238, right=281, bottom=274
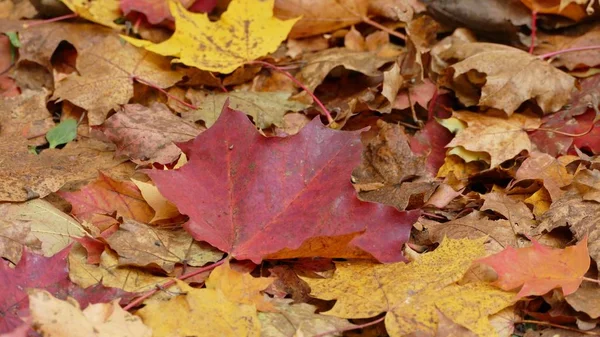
left=437, top=42, right=576, bottom=114
left=445, top=111, right=541, bottom=168
left=295, top=47, right=396, bottom=103
left=274, top=0, right=368, bottom=38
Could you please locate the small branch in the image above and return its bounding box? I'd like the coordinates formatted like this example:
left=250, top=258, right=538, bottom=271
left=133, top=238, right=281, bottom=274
left=516, top=319, right=600, bottom=335
left=123, top=258, right=226, bottom=311
left=313, top=315, right=385, bottom=337
left=22, top=13, right=78, bottom=28
left=529, top=11, right=537, bottom=54
left=249, top=60, right=334, bottom=124
left=530, top=124, right=595, bottom=137
left=361, top=16, right=406, bottom=40
left=538, top=45, right=600, bottom=60
left=132, top=76, right=198, bottom=110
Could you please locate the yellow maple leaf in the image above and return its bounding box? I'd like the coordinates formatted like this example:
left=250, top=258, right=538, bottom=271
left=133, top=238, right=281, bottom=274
left=302, top=238, right=515, bottom=337
left=122, top=0, right=299, bottom=74
left=60, top=0, right=123, bottom=29
left=136, top=280, right=261, bottom=337
left=206, top=259, right=276, bottom=312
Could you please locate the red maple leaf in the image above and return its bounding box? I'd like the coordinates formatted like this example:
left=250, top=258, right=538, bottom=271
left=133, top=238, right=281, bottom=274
left=0, top=247, right=133, bottom=334
left=478, top=237, right=590, bottom=298
left=121, top=0, right=217, bottom=24
left=148, top=103, right=418, bottom=263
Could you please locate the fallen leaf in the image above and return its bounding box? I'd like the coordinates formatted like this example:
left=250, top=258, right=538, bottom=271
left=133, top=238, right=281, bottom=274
left=565, top=284, right=600, bottom=319
left=122, top=0, right=298, bottom=73
left=303, top=238, right=515, bottom=337
left=184, top=89, right=309, bottom=128
left=98, top=103, right=200, bottom=165
left=258, top=298, right=356, bottom=337
left=120, top=0, right=195, bottom=24
left=415, top=211, right=523, bottom=254
left=422, top=0, right=530, bottom=41
left=0, top=219, right=40, bottom=264
left=53, top=31, right=183, bottom=125
left=0, top=137, right=123, bottom=202
left=46, top=119, right=77, bottom=148
left=520, top=0, right=590, bottom=21
left=0, top=199, right=85, bottom=257
left=481, top=191, right=536, bottom=236
left=148, top=103, right=417, bottom=263
left=28, top=289, right=151, bottom=337
left=131, top=179, right=180, bottom=223
left=68, top=244, right=169, bottom=292
left=478, top=237, right=590, bottom=298
left=206, top=260, right=275, bottom=311
left=295, top=48, right=394, bottom=102
left=0, top=247, right=132, bottom=334
left=106, top=219, right=223, bottom=272
left=351, top=120, right=438, bottom=210
left=274, top=0, right=367, bottom=38
left=537, top=189, right=600, bottom=265
left=515, top=151, right=573, bottom=201
left=536, top=26, right=600, bottom=70
left=0, top=88, right=53, bottom=139
left=59, top=0, right=122, bottom=28
left=58, top=172, right=154, bottom=228
left=444, top=111, right=541, bottom=168
left=136, top=279, right=261, bottom=337
left=437, top=42, right=576, bottom=114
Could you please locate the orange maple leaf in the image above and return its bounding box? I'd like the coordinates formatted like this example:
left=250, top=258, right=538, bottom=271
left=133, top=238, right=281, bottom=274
left=478, top=237, right=590, bottom=298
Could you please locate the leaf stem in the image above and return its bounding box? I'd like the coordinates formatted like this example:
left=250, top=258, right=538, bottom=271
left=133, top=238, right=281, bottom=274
left=123, top=258, right=226, bottom=311
left=529, top=10, right=537, bottom=54
left=313, top=315, right=385, bottom=337
left=132, top=76, right=198, bottom=110
left=516, top=319, right=600, bottom=335
left=22, top=13, right=78, bottom=28
left=248, top=60, right=334, bottom=124
left=582, top=276, right=600, bottom=285
left=361, top=15, right=406, bottom=40
left=538, top=45, right=600, bottom=60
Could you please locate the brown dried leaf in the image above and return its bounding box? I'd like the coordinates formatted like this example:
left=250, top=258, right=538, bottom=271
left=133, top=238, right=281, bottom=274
left=515, top=152, right=573, bottom=202
left=438, top=42, right=575, bottom=114
left=106, top=219, right=223, bottom=273
left=446, top=111, right=541, bottom=168
left=536, top=26, right=600, bottom=70
left=99, top=103, right=200, bottom=165
left=274, top=0, right=368, bottom=38
left=0, top=137, right=123, bottom=202
left=52, top=31, right=182, bottom=125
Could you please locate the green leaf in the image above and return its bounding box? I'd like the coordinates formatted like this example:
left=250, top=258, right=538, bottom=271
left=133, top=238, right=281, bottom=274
left=46, top=119, right=78, bottom=148
left=5, top=31, right=20, bottom=47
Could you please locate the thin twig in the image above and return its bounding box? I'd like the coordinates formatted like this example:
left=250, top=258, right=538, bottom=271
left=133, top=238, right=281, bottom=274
left=123, top=258, right=226, bottom=311
left=516, top=319, right=600, bottom=335
left=22, top=13, right=78, bottom=28
left=538, top=45, right=600, bottom=60
left=249, top=60, right=334, bottom=124
left=361, top=16, right=406, bottom=40
left=529, top=11, right=537, bottom=54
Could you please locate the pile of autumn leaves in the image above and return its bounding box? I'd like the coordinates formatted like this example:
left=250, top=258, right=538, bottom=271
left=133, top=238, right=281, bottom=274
left=2, top=0, right=600, bottom=336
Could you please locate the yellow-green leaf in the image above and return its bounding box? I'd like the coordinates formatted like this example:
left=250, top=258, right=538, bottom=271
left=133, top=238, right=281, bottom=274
left=122, top=0, right=299, bottom=73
